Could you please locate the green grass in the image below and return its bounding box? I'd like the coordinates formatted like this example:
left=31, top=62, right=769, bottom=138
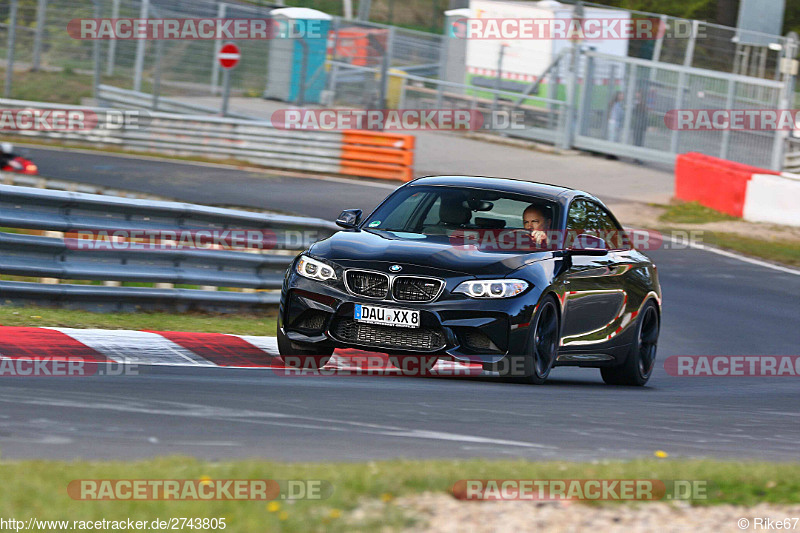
left=694, top=231, right=800, bottom=267
left=659, top=201, right=739, bottom=224
left=0, top=305, right=277, bottom=335
left=0, top=68, right=150, bottom=105
left=0, top=458, right=799, bottom=532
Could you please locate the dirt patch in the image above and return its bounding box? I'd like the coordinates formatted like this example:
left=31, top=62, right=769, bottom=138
left=608, top=201, right=800, bottom=244
left=390, top=492, right=800, bottom=532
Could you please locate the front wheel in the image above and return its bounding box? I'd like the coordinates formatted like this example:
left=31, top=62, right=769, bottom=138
left=502, top=295, right=560, bottom=385
left=277, top=327, right=333, bottom=370
left=601, top=300, right=659, bottom=386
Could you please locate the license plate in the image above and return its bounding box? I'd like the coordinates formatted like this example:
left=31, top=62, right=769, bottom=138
left=354, top=304, right=419, bottom=329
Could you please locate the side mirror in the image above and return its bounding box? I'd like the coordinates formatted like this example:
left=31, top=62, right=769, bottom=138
left=336, top=209, right=362, bottom=229
left=568, top=234, right=609, bottom=256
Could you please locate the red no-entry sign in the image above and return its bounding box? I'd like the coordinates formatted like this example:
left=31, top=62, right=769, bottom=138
left=218, top=43, right=240, bottom=69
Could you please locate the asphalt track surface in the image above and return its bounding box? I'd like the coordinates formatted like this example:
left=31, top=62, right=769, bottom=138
left=0, top=147, right=798, bottom=461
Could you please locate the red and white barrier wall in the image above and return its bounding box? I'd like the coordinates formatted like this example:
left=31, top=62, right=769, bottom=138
left=675, top=153, right=800, bottom=227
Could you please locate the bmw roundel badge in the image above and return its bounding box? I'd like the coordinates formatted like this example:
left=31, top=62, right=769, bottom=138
left=390, top=265, right=403, bottom=272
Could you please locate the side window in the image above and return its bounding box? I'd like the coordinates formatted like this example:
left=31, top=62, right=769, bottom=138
left=421, top=196, right=442, bottom=227
left=378, top=192, right=427, bottom=231
left=587, top=201, right=625, bottom=249
left=566, top=199, right=588, bottom=232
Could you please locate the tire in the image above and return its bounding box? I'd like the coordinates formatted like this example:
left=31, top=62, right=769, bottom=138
left=502, top=295, right=559, bottom=385
left=601, top=300, right=659, bottom=386
left=277, top=327, right=333, bottom=370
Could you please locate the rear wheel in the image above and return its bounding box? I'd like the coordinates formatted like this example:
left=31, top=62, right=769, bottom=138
left=601, top=300, right=659, bottom=386
left=502, top=295, right=559, bottom=385
left=277, top=327, right=333, bottom=370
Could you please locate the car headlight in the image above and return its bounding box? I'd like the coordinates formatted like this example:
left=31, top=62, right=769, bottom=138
left=453, top=279, right=529, bottom=298
left=296, top=255, right=337, bottom=282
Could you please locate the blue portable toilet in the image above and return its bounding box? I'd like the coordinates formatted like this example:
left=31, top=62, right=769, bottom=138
left=264, top=7, right=332, bottom=104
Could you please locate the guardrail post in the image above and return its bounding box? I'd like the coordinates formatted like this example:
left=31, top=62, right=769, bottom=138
left=40, top=230, right=62, bottom=285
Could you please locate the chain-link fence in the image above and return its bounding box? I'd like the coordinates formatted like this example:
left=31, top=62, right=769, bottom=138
left=1, top=0, right=798, bottom=170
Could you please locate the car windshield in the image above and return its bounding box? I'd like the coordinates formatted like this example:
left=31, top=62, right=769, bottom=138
left=362, top=186, right=560, bottom=236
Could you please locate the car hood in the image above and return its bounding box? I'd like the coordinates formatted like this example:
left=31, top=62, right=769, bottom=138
left=309, top=229, right=550, bottom=277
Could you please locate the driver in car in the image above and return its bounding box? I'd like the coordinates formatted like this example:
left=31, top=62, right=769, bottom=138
left=523, top=203, right=552, bottom=249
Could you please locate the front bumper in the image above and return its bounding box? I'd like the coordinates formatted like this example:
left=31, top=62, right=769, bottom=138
left=279, top=267, right=538, bottom=365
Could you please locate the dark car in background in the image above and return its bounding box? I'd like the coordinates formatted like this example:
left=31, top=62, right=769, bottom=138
left=278, top=176, right=661, bottom=385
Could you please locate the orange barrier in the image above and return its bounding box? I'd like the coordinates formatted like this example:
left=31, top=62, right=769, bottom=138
left=674, top=153, right=779, bottom=217
left=340, top=131, right=415, bottom=182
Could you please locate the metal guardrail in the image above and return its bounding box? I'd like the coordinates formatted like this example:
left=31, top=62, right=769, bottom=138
left=1, top=96, right=415, bottom=181
left=98, top=85, right=252, bottom=120
left=0, top=184, right=339, bottom=310
left=785, top=138, right=800, bottom=173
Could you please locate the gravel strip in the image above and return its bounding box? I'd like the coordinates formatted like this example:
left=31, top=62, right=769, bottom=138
left=393, top=493, right=800, bottom=532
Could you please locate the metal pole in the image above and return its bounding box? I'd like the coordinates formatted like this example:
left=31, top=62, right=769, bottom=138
left=649, top=14, right=666, bottom=82
left=32, top=0, right=47, bottom=72
left=92, top=0, right=101, bottom=101
left=211, top=2, right=227, bottom=95
left=342, top=0, right=353, bottom=19
left=492, top=44, right=505, bottom=116
left=620, top=64, right=636, bottom=145
left=152, top=37, right=164, bottom=110
left=576, top=53, right=594, bottom=136
left=378, top=26, right=395, bottom=109
left=221, top=68, right=231, bottom=116
left=297, top=40, right=309, bottom=107
left=560, top=1, right=583, bottom=150
left=771, top=34, right=798, bottom=171
left=4, top=0, right=18, bottom=99
left=133, top=0, right=149, bottom=92
left=719, top=79, right=736, bottom=159
left=683, top=19, right=698, bottom=68
left=106, top=0, right=120, bottom=76
left=357, top=0, right=372, bottom=21
left=670, top=71, right=687, bottom=154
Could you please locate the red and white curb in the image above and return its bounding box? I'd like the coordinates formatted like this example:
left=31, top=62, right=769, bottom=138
left=0, top=327, right=482, bottom=375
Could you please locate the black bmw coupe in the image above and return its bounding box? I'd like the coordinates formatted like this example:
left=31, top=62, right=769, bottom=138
left=278, top=176, right=662, bottom=385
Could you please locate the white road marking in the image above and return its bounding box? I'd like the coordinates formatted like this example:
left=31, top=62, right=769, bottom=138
left=0, top=392, right=554, bottom=450
left=627, top=228, right=800, bottom=276
left=231, top=335, right=279, bottom=355
left=47, top=328, right=210, bottom=365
